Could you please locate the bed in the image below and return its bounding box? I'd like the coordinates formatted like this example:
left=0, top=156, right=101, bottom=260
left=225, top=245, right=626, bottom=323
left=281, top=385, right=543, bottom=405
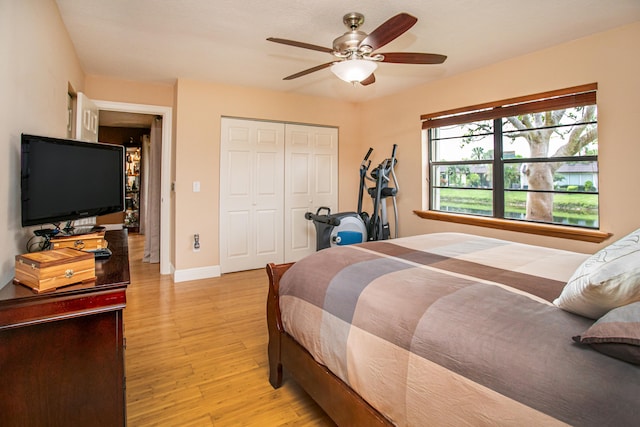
left=266, top=232, right=640, bottom=426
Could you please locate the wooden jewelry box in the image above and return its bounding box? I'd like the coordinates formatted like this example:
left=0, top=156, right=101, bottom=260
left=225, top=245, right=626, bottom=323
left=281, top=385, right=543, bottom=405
left=14, top=248, right=96, bottom=293
left=50, top=231, right=107, bottom=251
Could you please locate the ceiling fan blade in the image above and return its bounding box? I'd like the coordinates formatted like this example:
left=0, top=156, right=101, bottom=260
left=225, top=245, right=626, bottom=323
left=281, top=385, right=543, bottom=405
left=380, top=52, right=447, bottom=64
left=360, top=73, right=376, bottom=86
left=267, top=37, right=333, bottom=54
left=283, top=62, right=335, bottom=80
left=360, top=13, right=418, bottom=51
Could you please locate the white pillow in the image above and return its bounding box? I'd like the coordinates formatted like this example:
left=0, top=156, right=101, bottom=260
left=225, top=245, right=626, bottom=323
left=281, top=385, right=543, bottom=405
left=554, top=228, right=640, bottom=319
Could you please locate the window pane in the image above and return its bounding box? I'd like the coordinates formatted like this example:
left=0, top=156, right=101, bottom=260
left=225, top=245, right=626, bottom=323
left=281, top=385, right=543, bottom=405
left=506, top=161, right=598, bottom=191
left=502, top=163, right=522, bottom=189
left=502, top=106, right=598, bottom=159
left=504, top=191, right=599, bottom=228
left=431, top=122, right=494, bottom=162
left=432, top=188, right=493, bottom=216
left=433, top=163, right=493, bottom=189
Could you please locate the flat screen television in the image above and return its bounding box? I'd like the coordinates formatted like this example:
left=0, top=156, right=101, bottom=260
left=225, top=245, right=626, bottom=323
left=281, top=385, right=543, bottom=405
left=21, top=133, right=125, bottom=228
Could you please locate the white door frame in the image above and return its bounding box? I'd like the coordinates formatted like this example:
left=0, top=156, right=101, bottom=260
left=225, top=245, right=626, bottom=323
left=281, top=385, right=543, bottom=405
left=94, top=100, right=173, bottom=275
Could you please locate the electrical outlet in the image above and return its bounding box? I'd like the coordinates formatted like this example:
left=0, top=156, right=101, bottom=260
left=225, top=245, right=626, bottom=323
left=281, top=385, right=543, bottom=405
left=193, top=233, right=200, bottom=252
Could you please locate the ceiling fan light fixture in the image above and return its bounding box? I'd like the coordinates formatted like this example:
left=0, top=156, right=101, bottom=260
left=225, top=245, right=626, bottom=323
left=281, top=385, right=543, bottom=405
left=269, top=12, right=446, bottom=85
left=330, top=59, right=377, bottom=84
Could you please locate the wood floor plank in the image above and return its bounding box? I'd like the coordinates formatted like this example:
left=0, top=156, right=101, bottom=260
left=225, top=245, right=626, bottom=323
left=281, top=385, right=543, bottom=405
left=124, top=233, right=335, bottom=426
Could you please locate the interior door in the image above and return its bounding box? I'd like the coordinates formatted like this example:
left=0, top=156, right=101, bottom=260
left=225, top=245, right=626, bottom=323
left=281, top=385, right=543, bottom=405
left=75, top=92, right=99, bottom=142
left=220, top=118, right=284, bottom=273
left=284, top=124, right=338, bottom=262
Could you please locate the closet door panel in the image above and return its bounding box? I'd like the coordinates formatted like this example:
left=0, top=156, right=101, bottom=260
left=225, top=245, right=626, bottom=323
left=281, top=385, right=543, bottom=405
left=223, top=149, right=253, bottom=268
left=226, top=211, right=250, bottom=257
left=284, top=127, right=313, bottom=262
left=316, top=132, right=335, bottom=149
left=220, top=118, right=284, bottom=273
left=285, top=124, right=338, bottom=262
left=228, top=151, right=251, bottom=196
left=290, top=207, right=312, bottom=250
left=315, top=154, right=335, bottom=195
left=255, top=152, right=278, bottom=195
left=256, top=209, right=279, bottom=255
left=291, top=153, right=311, bottom=194
left=253, top=128, right=284, bottom=268
left=311, top=127, right=339, bottom=213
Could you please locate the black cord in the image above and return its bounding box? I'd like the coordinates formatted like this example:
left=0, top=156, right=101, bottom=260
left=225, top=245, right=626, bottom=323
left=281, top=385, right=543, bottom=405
left=26, top=224, right=62, bottom=252
left=26, top=234, right=51, bottom=252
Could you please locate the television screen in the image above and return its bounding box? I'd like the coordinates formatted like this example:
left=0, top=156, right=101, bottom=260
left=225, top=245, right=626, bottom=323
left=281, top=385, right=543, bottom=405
left=21, top=134, right=125, bottom=227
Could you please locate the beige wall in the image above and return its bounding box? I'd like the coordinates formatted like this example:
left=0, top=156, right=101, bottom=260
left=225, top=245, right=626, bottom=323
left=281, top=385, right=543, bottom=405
left=0, top=0, right=84, bottom=285
left=173, top=79, right=360, bottom=270
left=360, top=21, right=640, bottom=254
left=85, top=75, right=174, bottom=107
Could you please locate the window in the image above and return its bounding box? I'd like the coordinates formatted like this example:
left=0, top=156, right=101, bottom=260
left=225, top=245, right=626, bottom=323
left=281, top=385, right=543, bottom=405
left=422, top=84, right=599, bottom=229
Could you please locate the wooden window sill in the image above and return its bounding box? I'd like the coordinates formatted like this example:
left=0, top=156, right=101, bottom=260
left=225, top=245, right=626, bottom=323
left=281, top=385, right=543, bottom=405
left=413, top=210, right=612, bottom=244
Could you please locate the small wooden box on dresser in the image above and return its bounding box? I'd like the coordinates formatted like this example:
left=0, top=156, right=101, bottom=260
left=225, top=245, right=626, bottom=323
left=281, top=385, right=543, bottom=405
left=0, top=229, right=130, bottom=427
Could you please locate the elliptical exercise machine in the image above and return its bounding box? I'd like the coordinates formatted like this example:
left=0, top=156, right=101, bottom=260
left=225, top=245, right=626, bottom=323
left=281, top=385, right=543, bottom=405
left=364, top=143, right=399, bottom=241
left=305, top=144, right=399, bottom=250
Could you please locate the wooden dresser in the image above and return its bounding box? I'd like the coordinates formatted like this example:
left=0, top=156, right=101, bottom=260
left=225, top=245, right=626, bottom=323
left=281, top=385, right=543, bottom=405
left=0, top=229, right=130, bottom=426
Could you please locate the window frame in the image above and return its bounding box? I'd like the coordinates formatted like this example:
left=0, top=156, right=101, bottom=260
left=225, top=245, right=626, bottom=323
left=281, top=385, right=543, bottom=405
left=417, top=83, right=611, bottom=243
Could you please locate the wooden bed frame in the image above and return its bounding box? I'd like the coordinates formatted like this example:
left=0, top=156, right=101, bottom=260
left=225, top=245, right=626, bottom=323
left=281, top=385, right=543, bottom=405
left=266, top=263, right=393, bottom=426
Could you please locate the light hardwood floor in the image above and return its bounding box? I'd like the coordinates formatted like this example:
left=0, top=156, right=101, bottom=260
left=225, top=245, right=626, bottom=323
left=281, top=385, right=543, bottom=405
left=125, top=233, right=335, bottom=426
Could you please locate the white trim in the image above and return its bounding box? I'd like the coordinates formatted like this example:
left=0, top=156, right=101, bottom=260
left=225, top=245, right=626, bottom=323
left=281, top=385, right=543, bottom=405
left=94, top=100, right=173, bottom=275
left=173, top=265, right=221, bottom=283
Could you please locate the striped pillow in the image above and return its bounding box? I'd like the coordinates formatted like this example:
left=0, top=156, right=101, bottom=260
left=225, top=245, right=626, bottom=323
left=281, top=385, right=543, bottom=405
left=572, top=302, right=640, bottom=365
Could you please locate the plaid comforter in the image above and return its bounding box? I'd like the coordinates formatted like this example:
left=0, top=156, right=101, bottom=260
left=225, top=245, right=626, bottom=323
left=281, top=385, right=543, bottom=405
left=279, top=233, right=640, bottom=426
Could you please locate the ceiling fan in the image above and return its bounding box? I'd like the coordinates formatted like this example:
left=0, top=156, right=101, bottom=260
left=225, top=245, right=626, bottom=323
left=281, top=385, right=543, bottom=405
left=267, top=12, right=447, bottom=86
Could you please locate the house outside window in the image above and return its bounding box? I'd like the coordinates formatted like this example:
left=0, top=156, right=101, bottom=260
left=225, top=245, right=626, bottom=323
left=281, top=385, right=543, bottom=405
left=423, top=84, right=599, bottom=229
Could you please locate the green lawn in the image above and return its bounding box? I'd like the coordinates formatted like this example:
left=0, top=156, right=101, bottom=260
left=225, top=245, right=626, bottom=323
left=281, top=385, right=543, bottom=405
left=436, top=188, right=599, bottom=225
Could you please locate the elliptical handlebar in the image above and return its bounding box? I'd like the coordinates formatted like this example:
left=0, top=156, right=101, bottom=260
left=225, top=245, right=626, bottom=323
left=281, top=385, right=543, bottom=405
left=389, top=144, right=399, bottom=238
left=390, top=143, right=399, bottom=193
left=304, top=207, right=341, bottom=226
left=363, top=147, right=373, bottom=162
left=357, top=148, right=374, bottom=215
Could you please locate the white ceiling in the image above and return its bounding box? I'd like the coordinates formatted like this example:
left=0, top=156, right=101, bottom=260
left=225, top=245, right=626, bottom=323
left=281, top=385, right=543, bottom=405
left=56, top=0, right=640, bottom=103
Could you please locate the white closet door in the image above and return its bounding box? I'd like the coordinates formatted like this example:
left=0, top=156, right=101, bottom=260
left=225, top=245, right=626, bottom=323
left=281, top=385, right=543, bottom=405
left=284, top=124, right=338, bottom=262
left=220, top=118, right=284, bottom=273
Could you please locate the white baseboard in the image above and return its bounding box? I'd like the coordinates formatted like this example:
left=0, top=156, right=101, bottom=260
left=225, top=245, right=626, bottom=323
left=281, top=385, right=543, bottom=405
left=172, top=265, right=221, bottom=283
